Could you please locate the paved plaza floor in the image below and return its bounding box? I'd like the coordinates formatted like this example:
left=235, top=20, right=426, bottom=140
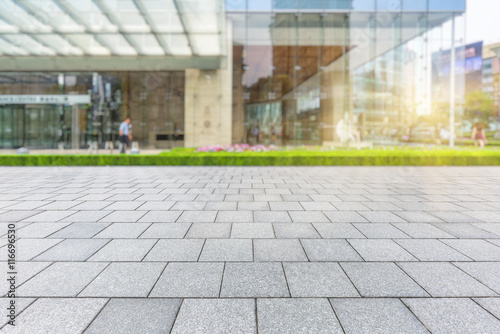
left=0, top=166, right=500, bottom=333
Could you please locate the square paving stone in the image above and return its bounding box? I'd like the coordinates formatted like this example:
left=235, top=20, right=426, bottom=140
left=254, top=239, right=307, bottom=261
left=340, top=262, right=429, bottom=297
left=322, top=211, right=368, bottom=223
left=254, top=211, right=291, bottom=223
left=358, top=211, right=407, bottom=223
left=348, top=239, right=417, bottom=261
left=474, top=298, right=500, bottom=319
left=138, top=211, right=182, bottom=223
left=171, top=299, right=256, bottom=334
left=88, top=239, right=156, bottom=261
left=49, top=222, right=110, bottom=238
left=391, top=223, right=455, bottom=238
left=221, top=262, right=289, bottom=297
left=93, top=223, right=151, bottom=238
left=139, top=223, right=191, bottom=238
left=150, top=262, right=224, bottom=297
left=257, top=298, right=342, bottom=334
left=199, top=239, right=253, bottom=261
left=80, top=262, right=165, bottom=297
left=454, top=262, right=500, bottom=294
left=331, top=298, right=428, bottom=334
left=398, top=262, right=497, bottom=297
left=313, top=223, right=365, bottom=238
left=301, top=239, right=363, bottom=261
left=1, top=298, right=107, bottom=334
left=403, top=298, right=500, bottom=334
left=354, top=223, right=410, bottom=238
left=284, top=262, right=359, bottom=297
left=441, top=239, right=500, bottom=261
left=143, top=239, right=204, bottom=261
left=395, top=239, right=472, bottom=261
left=231, top=223, right=275, bottom=238
left=61, top=210, right=111, bottom=222
left=186, top=223, right=231, bottom=238
left=273, top=223, right=320, bottom=238
left=216, top=211, right=253, bottom=223
left=32, top=239, right=109, bottom=261
left=17, top=262, right=107, bottom=297
left=85, top=298, right=181, bottom=334
left=99, top=211, right=147, bottom=223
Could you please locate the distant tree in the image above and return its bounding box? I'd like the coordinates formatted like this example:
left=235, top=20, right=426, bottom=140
left=465, top=90, right=494, bottom=122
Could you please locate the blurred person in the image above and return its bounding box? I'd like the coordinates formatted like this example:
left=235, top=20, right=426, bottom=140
left=270, top=125, right=277, bottom=145
left=471, top=122, right=487, bottom=148
left=119, top=117, right=132, bottom=153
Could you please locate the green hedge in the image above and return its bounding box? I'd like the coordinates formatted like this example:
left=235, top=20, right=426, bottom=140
left=1, top=149, right=500, bottom=166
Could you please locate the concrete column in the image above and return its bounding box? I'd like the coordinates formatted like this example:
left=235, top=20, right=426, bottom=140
left=71, top=104, right=80, bottom=149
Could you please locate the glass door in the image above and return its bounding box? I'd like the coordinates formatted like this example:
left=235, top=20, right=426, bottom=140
left=24, top=105, right=59, bottom=149
left=0, top=105, right=23, bottom=148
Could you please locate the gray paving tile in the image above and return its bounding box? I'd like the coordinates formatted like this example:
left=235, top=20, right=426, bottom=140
left=289, top=211, right=330, bottom=223
left=85, top=298, right=181, bottom=334
left=0, top=210, right=41, bottom=222
left=254, top=239, right=307, bottom=261
left=348, top=239, right=417, bottom=261
left=238, top=201, right=270, bottom=210
left=33, top=239, right=109, bottom=261
left=395, top=239, right=472, bottom=261
left=258, top=298, right=342, bottom=334
left=254, top=211, right=291, bottom=223
left=332, top=298, right=428, bottom=334
left=273, top=223, right=320, bottom=238
left=150, top=262, right=223, bottom=297
left=354, top=223, right=410, bottom=238
left=88, top=239, right=156, bottom=261
left=216, top=210, right=253, bottom=223
left=93, top=223, right=151, bottom=238
left=17, top=262, right=107, bottom=297
left=49, top=222, right=110, bottom=238
left=358, top=211, right=407, bottom=223
left=143, top=239, right=204, bottom=261
left=62, top=210, right=111, bottom=222
left=205, top=201, right=237, bottom=211
left=1, top=298, right=107, bottom=334
left=441, top=239, right=500, bottom=261
left=199, top=239, right=253, bottom=261
left=138, top=211, right=182, bottom=223
left=70, top=201, right=113, bottom=210
left=393, top=211, right=444, bottom=223
left=284, top=262, right=358, bottom=297
left=80, top=262, right=165, bottom=297
left=398, top=262, right=497, bottom=297
left=332, top=202, right=370, bottom=211
left=99, top=210, right=147, bottom=223
left=3, top=238, right=63, bottom=261
left=221, top=262, right=289, bottom=297
left=139, top=223, right=191, bottom=238
left=341, top=262, right=429, bottom=297
left=186, top=223, right=231, bottom=238
left=463, top=210, right=500, bottom=223
left=171, top=299, right=256, bottom=334
left=0, top=262, right=51, bottom=293
left=392, top=223, right=455, bottom=238
left=474, top=298, right=500, bottom=319
left=432, top=223, right=499, bottom=238
left=177, top=210, right=217, bottom=223
left=0, top=298, right=36, bottom=327
left=429, top=211, right=483, bottom=223
left=301, top=239, right=362, bottom=261
left=2, top=201, right=47, bottom=210
left=454, top=262, right=500, bottom=294
left=362, top=201, right=402, bottom=211
left=300, top=202, right=336, bottom=211
left=313, top=223, right=365, bottom=238
left=472, top=223, right=500, bottom=237
left=403, top=298, right=500, bottom=334
left=21, top=210, right=76, bottom=222
left=269, top=202, right=303, bottom=210
left=17, top=222, right=71, bottom=238
left=231, top=223, right=274, bottom=238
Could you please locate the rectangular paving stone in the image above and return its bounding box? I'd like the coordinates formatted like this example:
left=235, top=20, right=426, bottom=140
left=221, top=262, right=289, bottom=297
left=289, top=211, right=330, bottom=223
left=1, top=298, right=107, bottom=334
left=199, top=239, right=253, bottom=261
left=431, top=223, right=499, bottom=238
left=301, top=239, right=363, bottom=261
left=136, top=201, right=175, bottom=210
left=462, top=210, right=500, bottom=223
left=474, top=298, right=500, bottom=319
left=258, top=298, right=342, bottom=334
left=2, top=201, right=48, bottom=210
left=99, top=210, right=147, bottom=223
left=17, top=222, right=71, bottom=238
left=70, top=201, right=112, bottom=210
left=33, top=239, right=109, bottom=261
left=85, top=298, right=181, bottom=334
left=177, top=210, right=217, bottom=223
left=362, top=202, right=402, bottom=211
left=143, top=239, right=204, bottom=261
left=48, top=222, right=110, bottom=238
left=341, top=262, right=429, bottom=297
left=358, top=211, right=407, bottom=223
left=332, top=202, right=370, bottom=211
left=216, top=210, right=253, bottom=223
left=171, top=299, right=256, bottom=334
left=348, top=239, right=417, bottom=261
left=61, top=210, right=111, bottom=222
left=403, top=298, right=500, bottom=334
left=93, top=223, right=151, bottom=238
left=238, top=201, right=270, bottom=210
left=0, top=210, right=41, bottom=222
left=391, top=223, right=455, bottom=238
left=393, top=211, right=444, bottom=223
left=395, top=239, right=472, bottom=261
left=323, top=211, right=368, bottom=223
left=284, top=262, right=359, bottom=297
left=354, top=223, right=410, bottom=238
left=269, top=202, right=303, bottom=211
left=254, top=239, right=307, bottom=261
left=139, top=223, right=191, bottom=238
left=21, top=211, right=76, bottom=222
left=441, top=239, right=500, bottom=261
left=331, top=298, right=428, bottom=334
left=429, top=211, right=483, bottom=223
left=204, top=201, right=237, bottom=211
left=138, top=211, right=182, bottom=223
left=472, top=223, right=500, bottom=237
left=231, top=223, right=275, bottom=238
left=4, top=238, right=63, bottom=261
left=273, top=223, right=320, bottom=238
left=88, top=239, right=156, bottom=261
left=454, top=262, right=500, bottom=294
left=17, top=262, right=107, bottom=297
left=300, top=202, right=336, bottom=211
left=254, top=211, right=291, bottom=223
left=80, top=262, right=165, bottom=297
left=313, top=223, right=365, bottom=238
left=150, top=262, right=223, bottom=297
left=398, top=262, right=497, bottom=297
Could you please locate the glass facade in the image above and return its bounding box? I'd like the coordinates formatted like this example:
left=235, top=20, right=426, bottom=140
left=0, top=0, right=467, bottom=148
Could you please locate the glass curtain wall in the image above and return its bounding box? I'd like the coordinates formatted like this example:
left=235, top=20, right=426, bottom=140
left=228, top=0, right=466, bottom=145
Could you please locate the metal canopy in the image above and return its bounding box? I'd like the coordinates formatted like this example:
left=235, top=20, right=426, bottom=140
left=0, top=0, right=225, bottom=70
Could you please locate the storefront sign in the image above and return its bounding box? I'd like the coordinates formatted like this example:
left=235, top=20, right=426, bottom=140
left=0, top=94, right=91, bottom=105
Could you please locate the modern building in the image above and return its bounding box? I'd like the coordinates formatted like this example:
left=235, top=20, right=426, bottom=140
left=482, top=42, right=500, bottom=118
left=0, top=0, right=466, bottom=149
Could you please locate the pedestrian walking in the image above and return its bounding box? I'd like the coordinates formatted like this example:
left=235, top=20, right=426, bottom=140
left=119, top=117, right=132, bottom=153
